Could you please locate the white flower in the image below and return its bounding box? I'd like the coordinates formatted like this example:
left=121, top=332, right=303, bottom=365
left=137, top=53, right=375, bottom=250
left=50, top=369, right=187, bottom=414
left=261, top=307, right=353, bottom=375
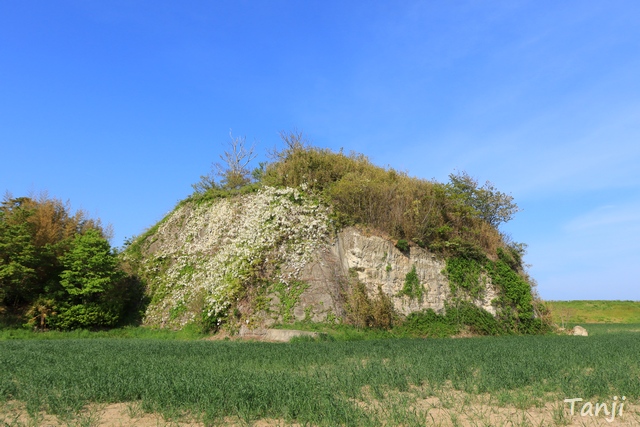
left=141, top=187, right=331, bottom=327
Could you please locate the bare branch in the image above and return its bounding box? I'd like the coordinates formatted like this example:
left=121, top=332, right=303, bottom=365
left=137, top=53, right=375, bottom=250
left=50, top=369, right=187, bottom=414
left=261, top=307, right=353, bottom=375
left=218, top=131, right=257, bottom=173
left=214, top=130, right=258, bottom=189
left=268, top=129, right=308, bottom=160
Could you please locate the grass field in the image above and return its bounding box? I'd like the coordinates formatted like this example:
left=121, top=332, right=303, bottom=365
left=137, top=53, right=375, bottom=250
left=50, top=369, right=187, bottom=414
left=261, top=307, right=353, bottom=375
left=546, top=300, right=640, bottom=325
left=0, top=324, right=206, bottom=341
left=2, top=331, right=640, bottom=426
left=2, top=301, right=640, bottom=426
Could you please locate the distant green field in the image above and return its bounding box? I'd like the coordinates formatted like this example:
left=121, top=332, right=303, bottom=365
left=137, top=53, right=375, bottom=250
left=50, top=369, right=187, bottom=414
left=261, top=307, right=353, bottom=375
left=546, top=300, right=640, bottom=324
left=578, top=323, right=640, bottom=335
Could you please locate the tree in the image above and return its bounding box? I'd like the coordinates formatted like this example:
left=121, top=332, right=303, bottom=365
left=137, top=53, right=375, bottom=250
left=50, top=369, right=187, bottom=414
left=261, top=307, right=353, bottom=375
left=0, top=205, right=38, bottom=308
left=0, top=193, right=112, bottom=313
left=191, top=172, right=219, bottom=194
left=1, top=197, right=41, bottom=309
left=264, top=129, right=310, bottom=165
left=1, top=192, right=142, bottom=330
left=59, top=229, right=122, bottom=305
left=54, top=229, right=125, bottom=329
left=216, top=131, right=257, bottom=189
left=193, top=131, right=257, bottom=193
left=447, top=171, right=520, bottom=228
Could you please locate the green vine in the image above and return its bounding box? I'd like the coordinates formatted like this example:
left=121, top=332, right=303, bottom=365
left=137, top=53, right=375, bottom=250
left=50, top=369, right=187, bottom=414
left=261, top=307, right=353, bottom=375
left=485, top=248, right=539, bottom=332
left=444, top=256, right=485, bottom=299
left=273, top=280, right=309, bottom=323
left=398, top=265, right=425, bottom=301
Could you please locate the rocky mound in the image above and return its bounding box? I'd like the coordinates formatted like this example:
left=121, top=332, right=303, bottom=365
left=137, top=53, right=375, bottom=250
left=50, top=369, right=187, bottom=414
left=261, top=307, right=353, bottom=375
left=123, top=143, right=548, bottom=334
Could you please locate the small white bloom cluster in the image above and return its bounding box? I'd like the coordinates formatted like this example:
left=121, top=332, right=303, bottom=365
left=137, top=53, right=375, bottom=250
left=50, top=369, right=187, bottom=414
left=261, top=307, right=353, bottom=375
left=142, top=186, right=330, bottom=327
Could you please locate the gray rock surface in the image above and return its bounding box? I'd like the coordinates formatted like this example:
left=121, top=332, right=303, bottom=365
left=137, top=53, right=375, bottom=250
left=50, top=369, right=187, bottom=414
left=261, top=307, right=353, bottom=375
left=572, top=325, right=588, bottom=336
left=238, top=326, right=319, bottom=342
left=288, top=227, right=498, bottom=322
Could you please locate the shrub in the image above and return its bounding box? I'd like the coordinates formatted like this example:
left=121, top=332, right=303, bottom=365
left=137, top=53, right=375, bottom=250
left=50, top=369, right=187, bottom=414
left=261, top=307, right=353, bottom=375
left=344, top=280, right=372, bottom=329
left=49, top=304, right=119, bottom=330
left=260, top=142, right=506, bottom=258
left=370, top=286, right=396, bottom=329
left=395, top=239, right=409, bottom=252
left=344, top=278, right=396, bottom=330
left=486, top=250, right=535, bottom=332
left=25, top=297, right=57, bottom=331
left=445, top=301, right=502, bottom=336
left=399, top=309, right=459, bottom=337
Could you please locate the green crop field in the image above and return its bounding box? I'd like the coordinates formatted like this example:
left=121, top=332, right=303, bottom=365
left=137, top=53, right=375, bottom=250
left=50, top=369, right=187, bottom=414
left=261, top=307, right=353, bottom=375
left=2, top=332, right=640, bottom=426
left=547, top=300, right=640, bottom=325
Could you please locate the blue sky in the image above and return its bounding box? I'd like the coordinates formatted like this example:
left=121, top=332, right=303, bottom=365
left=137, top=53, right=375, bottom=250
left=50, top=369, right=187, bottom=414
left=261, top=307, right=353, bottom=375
left=2, top=1, right=638, bottom=300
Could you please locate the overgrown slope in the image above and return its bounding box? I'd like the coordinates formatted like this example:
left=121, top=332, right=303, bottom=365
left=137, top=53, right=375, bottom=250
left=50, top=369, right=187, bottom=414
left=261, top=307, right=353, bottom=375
left=124, top=186, right=331, bottom=329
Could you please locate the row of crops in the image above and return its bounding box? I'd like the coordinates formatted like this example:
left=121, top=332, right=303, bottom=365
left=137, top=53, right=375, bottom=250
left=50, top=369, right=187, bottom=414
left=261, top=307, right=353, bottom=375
left=1, top=333, right=639, bottom=426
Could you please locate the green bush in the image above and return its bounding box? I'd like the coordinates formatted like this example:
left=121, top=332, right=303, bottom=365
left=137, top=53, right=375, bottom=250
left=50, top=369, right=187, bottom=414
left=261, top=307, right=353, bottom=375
left=486, top=249, right=536, bottom=332
left=49, top=304, right=119, bottom=330
left=59, top=230, right=123, bottom=303
left=399, top=309, right=459, bottom=337
left=395, top=239, right=409, bottom=252
left=259, top=143, right=506, bottom=259
left=445, top=301, right=502, bottom=336
left=397, top=303, right=502, bottom=337
left=47, top=229, right=138, bottom=330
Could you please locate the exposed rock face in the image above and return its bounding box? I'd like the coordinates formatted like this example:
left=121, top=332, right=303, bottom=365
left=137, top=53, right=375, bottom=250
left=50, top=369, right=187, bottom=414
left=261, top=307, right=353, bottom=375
left=238, top=326, right=319, bottom=342
left=289, top=227, right=498, bottom=324
left=130, top=190, right=499, bottom=329
left=572, top=325, right=588, bottom=336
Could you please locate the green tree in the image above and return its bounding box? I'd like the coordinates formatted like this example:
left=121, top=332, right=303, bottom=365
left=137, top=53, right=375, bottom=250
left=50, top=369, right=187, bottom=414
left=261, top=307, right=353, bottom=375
left=447, top=171, right=520, bottom=228
left=1, top=193, right=142, bottom=330
left=53, top=229, right=126, bottom=329
left=59, top=229, right=122, bottom=305
left=0, top=193, right=112, bottom=313
left=0, top=198, right=39, bottom=309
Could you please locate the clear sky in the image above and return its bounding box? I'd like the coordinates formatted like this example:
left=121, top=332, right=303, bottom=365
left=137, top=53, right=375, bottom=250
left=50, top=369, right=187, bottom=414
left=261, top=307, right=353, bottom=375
left=2, top=1, right=639, bottom=300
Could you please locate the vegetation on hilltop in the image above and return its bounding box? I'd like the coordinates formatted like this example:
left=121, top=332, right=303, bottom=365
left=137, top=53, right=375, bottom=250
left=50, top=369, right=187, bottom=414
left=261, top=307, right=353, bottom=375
left=192, top=131, right=520, bottom=260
